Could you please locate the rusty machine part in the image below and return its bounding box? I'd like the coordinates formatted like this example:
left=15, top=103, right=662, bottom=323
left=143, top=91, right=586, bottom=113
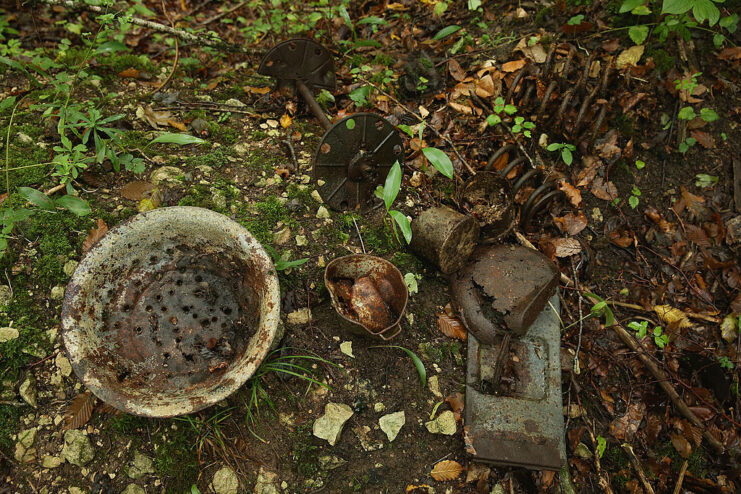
left=460, top=172, right=515, bottom=242
left=464, top=295, right=565, bottom=471
left=506, top=44, right=615, bottom=146
left=259, top=39, right=404, bottom=211
left=410, top=206, right=480, bottom=274
left=61, top=207, right=281, bottom=417
left=324, top=254, right=408, bottom=340
left=486, top=145, right=563, bottom=230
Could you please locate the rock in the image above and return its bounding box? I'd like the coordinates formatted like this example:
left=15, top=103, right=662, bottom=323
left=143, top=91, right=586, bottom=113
left=16, top=132, right=33, bottom=144
left=428, top=375, right=442, bottom=398
left=19, top=374, right=37, bottom=407
left=339, top=341, right=354, bottom=358
left=122, top=485, right=146, bottom=494
left=69, top=487, right=87, bottom=494
left=425, top=410, right=457, bottom=435
left=234, top=143, right=250, bottom=156
left=286, top=308, right=312, bottom=325
left=491, top=483, right=505, bottom=494
left=254, top=466, right=278, bottom=494
left=14, top=427, right=36, bottom=463
left=224, top=98, right=246, bottom=108
left=62, top=429, right=95, bottom=466
left=295, top=234, right=307, bottom=246
left=316, top=206, right=330, bottom=219
left=0, top=284, right=12, bottom=306
left=56, top=353, right=72, bottom=377
left=63, top=260, right=79, bottom=277
left=273, top=226, right=291, bottom=245
left=353, top=425, right=383, bottom=451
left=0, top=326, right=19, bottom=342
left=311, top=190, right=323, bottom=203
left=286, top=198, right=303, bottom=212
left=211, top=189, right=227, bottom=209
left=373, top=402, right=386, bottom=413
left=50, top=286, right=65, bottom=300
left=212, top=466, right=239, bottom=494
left=379, top=411, right=405, bottom=442
left=318, top=455, right=347, bottom=471
left=357, top=379, right=377, bottom=402
left=42, top=455, right=63, bottom=468
left=574, top=442, right=593, bottom=460
left=150, top=166, right=183, bottom=185
left=313, top=403, right=354, bottom=446
left=127, top=450, right=154, bottom=479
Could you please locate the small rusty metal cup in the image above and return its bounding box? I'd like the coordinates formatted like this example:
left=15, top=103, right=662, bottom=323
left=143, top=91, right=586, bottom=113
left=324, top=254, right=407, bottom=340
left=62, top=207, right=281, bottom=417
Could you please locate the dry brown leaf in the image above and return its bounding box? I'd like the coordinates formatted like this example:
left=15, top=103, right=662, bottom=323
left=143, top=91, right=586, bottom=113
left=609, top=402, right=645, bottom=440
left=653, top=305, right=692, bottom=330
left=167, top=119, right=188, bottom=132
left=576, top=156, right=602, bottom=187
left=244, top=86, right=272, bottom=94
left=430, top=460, right=464, bottom=481
left=448, top=59, right=466, bottom=82
left=514, top=38, right=547, bottom=63
left=616, top=45, right=645, bottom=69
left=690, top=129, right=714, bottom=149
left=63, top=391, right=96, bottom=430
left=475, top=74, right=496, bottom=98
left=644, top=206, right=675, bottom=234
left=446, top=392, right=464, bottom=421
left=609, top=228, right=633, bottom=247
left=97, top=402, right=123, bottom=416
left=205, top=78, right=222, bottom=91
left=670, top=433, right=692, bottom=458
left=558, top=181, right=582, bottom=207
left=120, top=181, right=155, bottom=201
left=437, top=313, right=467, bottom=340
left=118, top=68, right=140, bottom=79
left=591, top=177, right=618, bottom=201
left=718, top=46, right=741, bottom=61
left=136, top=106, right=171, bottom=129
left=553, top=211, right=587, bottom=236
left=448, top=101, right=473, bottom=115
left=501, top=59, right=526, bottom=72
left=82, top=219, right=108, bottom=253
left=406, top=485, right=435, bottom=494
left=551, top=237, right=582, bottom=257
left=685, top=224, right=711, bottom=248
left=465, top=462, right=490, bottom=483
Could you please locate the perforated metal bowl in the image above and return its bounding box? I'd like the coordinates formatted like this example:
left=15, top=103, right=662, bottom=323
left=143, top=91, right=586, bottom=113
left=62, top=207, right=280, bottom=417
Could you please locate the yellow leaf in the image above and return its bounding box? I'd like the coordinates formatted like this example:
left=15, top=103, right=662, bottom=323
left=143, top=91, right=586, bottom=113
left=430, top=460, right=464, bottom=481
left=138, top=188, right=162, bottom=212
left=280, top=114, right=293, bottom=129
left=653, top=305, right=692, bottom=330
left=616, top=45, right=645, bottom=69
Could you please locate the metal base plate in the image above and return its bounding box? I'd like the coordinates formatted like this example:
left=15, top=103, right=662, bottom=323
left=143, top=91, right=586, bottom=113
left=313, top=113, right=404, bottom=210
left=258, top=38, right=336, bottom=90
left=464, top=295, right=565, bottom=471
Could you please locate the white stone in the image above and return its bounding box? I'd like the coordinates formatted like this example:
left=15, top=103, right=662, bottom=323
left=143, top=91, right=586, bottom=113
left=428, top=375, right=442, bottom=398
left=56, top=353, right=72, bottom=377
left=373, top=402, right=386, bottom=413
left=273, top=226, right=291, bottom=245
left=150, top=166, right=183, bottom=185
left=295, top=235, right=307, bottom=246
left=224, top=98, right=246, bottom=108
left=0, top=285, right=11, bottom=306
left=42, top=455, right=63, bottom=468
left=379, top=411, right=405, bottom=442
left=19, top=374, right=37, bottom=407
left=62, top=429, right=95, bottom=466
left=316, top=206, right=330, bottom=219
left=51, top=286, right=65, bottom=300
left=14, top=427, right=36, bottom=463
left=425, top=410, right=457, bottom=435
left=339, top=341, right=354, bottom=358
left=0, top=326, right=19, bottom=342
left=127, top=450, right=154, bottom=479
left=286, top=308, right=312, bottom=325
left=63, top=260, right=79, bottom=277
left=212, top=466, right=239, bottom=494
left=311, top=190, right=323, bottom=203
left=254, top=466, right=278, bottom=494
left=122, top=485, right=146, bottom=494
left=313, top=403, right=353, bottom=446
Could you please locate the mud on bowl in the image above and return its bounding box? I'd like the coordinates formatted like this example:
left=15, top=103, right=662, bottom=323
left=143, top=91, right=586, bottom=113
left=61, top=207, right=281, bottom=417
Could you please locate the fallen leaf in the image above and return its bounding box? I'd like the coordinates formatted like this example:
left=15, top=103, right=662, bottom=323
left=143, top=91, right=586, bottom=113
left=244, top=86, right=272, bottom=94
left=609, top=228, right=633, bottom=247
left=670, top=433, right=692, bottom=458
left=63, top=391, right=96, bottom=430
left=501, top=59, right=526, bottom=72
left=616, top=45, right=645, bottom=69
left=718, top=46, right=741, bottom=61
left=138, top=188, right=163, bottom=212
left=590, top=177, right=618, bottom=201
left=690, top=129, right=714, bottom=149
left=167, top=119, right=187, bottom=132
left=475, top=74, right=496, bottom=98
left=430, top=460, right=464, bottom=481
left=448, top=101, right=473, bottom=115
left=445, top=392, right=464, bottom=421
left=406, top=485, right=435, bottom=494
left=558, top=181, right=582, bottom=207
left=551, top=237, right=582, bottom=257
left=554, top=211, right=587, bottom=235
left=514, top=38, right=547, bottom=63
left=437, top=313, right=467, bottom=340
left=136, top=106, right=172, bottom=129
left=280, top=114, right=293, bottom=128
left=576, top=156, right=602, bottom=187
left=685, top=224, right=711, bottom=248
left=120, top=181, right=155, bottom=201
left=82, top=219, right=108, bottom=252
left=465, top=462, right=490, bottom=483
left=609, top=402, right=645, bottom=440
left=653, top=305, right=692, bottom=330
left=644, top=206, right=675, bottom=234
left=561, top=21, right=594, bottom=34
left=448, top=59, right=466, bottom=82
left=118, top=68, right=140, bottom=78
left=205, top=77, right=222, bottom=91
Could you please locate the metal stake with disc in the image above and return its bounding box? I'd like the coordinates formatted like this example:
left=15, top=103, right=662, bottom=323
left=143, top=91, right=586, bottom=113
left=258, top=38, right=404, bottom=210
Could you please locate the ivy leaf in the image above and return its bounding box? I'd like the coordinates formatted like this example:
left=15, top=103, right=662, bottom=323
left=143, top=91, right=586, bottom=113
left=383, top=161, right=402, bottom=211
left=17, top=187, right=55, bottom=210
left=662, top=0, right=693, bottom=15
left=629, top=25, right=649, bottom=44
left=422, top=147, right=454, bottom=178
left=55, top=195, right=91, bottom=216
left=389, top=210, right=412, bottom=243
left=677, top=107, right=696, bottom=120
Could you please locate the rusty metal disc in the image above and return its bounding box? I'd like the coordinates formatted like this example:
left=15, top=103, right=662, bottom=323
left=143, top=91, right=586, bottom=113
left=257, top=38, right=336, bottom=90
left=313, top=113, right=405, bottom=210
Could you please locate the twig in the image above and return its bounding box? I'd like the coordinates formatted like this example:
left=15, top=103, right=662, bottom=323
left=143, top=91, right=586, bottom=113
left=282, top=139, right=298, bottom=171
left=622, top=443, right=656, bottom=494
left=673, top=460, right=689, bottom=494
left=149, top=0, right=179, bottom=97
left=514, top=230, right=572, bottom=285
left=587, top=424, right=614, bottom=494
left=607, top=300, right=719, bottom=323
left=44, top=183, right=65, bottom=196
left=35, top=0, right=259, bottom=55
left=609, top=321, right=725, bottom=453
left=0, top=448, right=38, bottom=493
left=571, top=257, right=583, bottom=374
left=358, top=77, right=476, bottom=175
left=352, top=218, right=366, bottom=254
left=198, top=0, right=247, bottom=25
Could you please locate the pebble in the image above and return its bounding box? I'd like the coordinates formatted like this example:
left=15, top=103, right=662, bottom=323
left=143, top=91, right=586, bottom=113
left=354, top=425, right=384, bottom=452
left=316, top=206, right=331, bottom=219
left=150, top=166, right=183, bottom=185
left=273, top=226, right=291, bottom=245
left=224, top=98, right=246, bottom=107
left=14, top=427, right=37, bottom=463
left=42, top=455, right=64, bottom=469
left=286, top=308, right=312, bottom=325
left=50, top=286, right=65, bottom=300
left=379, top=411, right=405, bottom=442
left=313, top=403, right=354, bottom=446
left=254, top=466, right=279, bottom=494
left=339, top=341, right=354, bottom=358
left=0, top=326, right=19, bottom=342
left=127, top=450, right=154, bottom=479
left=428, top=375, right=443, bottom=398
left=121, top=485, right=146, bottom=494
left=0, top=284, right=11, bottom=306
left=212, top=466, right=239, bottom=494
left=311, top=190, right=323, bottom=203
left=425, top=410, right=457, bottom=435
left=62, top=429, right=95, bottom=467
left=295, top=234, right=308, bottom=246
left=56, top=353, right=72, bottom=377
left=63, top=260, right=79, bottom=277
left=19, top=374, right=37, bottom=407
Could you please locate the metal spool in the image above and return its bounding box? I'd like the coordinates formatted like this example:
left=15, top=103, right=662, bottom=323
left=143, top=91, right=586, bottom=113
left=258, top=38, right=336, bottom=91
left=314, top=113, right=405, bottom=210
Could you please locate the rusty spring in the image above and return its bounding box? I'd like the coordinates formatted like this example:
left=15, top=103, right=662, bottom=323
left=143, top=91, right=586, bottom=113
left=485, top=145, right=563, bottom=229
left=505, top=44, right=615, bottom=148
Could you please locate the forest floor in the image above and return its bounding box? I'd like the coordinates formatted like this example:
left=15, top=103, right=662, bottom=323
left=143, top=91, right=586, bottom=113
left=1, top=0, right=740, bottom=493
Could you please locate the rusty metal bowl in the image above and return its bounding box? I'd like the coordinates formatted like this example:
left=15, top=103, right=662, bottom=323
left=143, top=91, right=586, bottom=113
left=61, top=207, right=280, bottom=417
left=324, top=254, right=407, bottom=340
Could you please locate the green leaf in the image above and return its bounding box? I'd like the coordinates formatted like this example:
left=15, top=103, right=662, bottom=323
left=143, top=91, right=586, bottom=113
left=17, top=187, right=55, bottom=210
left=486, top=114, right=502, bottom=126
left=371, top=345, right=426, bottom=387
left=567, top=14, right=584, bottom=25
left=338, top=5, right=353, bottom=30
left=631, top=5, right=651, bottom=14
left=628, top=195, right=639, bottom=209
left=719, top=13, right=738, bottom=32
left=94, top=41, right=128, bottom=54
left=695, top=173, right=718, bottom=188
left=55, top=195, right=91, bottom=216
left=349, top=85, right=371, bottom=107
left=434, top=2, right=448, bottom=16
left=389, top=210, right=412, bottom=243
left=662, top=0, right=693, bottom=15
left=0, top=95, right=16, bottom=113
left=692, top=0, right=720, bottom=25
left=584, top=293, right=615, bottom=326
left=620, top=0, right=645, bottom=13
left=397, top=124, right=414, bottom=138
left=547, top=143, right=561, bottom=151
left=150, top=133, right=206, bottom=146
left=274, top=257, right=309, bottom=271
left=422, top=147, right=454, bottom=178
left=433, top=25, right=462, bottom=40
left=468, top=0, right=482, bottom=9
left=562, top=147, right=573, bottom=166
left=629, top=25, right=649, bottom=44
left=635, top=160, right=646, bottom=169
left=679, top=141, right=689, bottom=153
left=383, top=161, right=402, bottom=211
left=677, top=106, right=696, bottom=120
left=357, top=16, right=388, bottom=25
left=700, top=107, right=719, bottom=122
left=713, top=33, right=725, bottom=48
left=597, top=435, right=607, bottom=458
left=191, top=486, right=202, bottom=494
left=345, top=118, right=356, bottom=130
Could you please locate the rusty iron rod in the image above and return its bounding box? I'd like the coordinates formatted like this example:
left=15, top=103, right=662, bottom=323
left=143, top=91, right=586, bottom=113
left=295, top=79, right=331, bottom=130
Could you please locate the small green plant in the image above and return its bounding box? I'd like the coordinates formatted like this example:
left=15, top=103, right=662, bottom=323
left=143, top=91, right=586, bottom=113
left=596, top=435, right=607, bottom=458
left=695, top=174, right=718, bottom=188
left=635, top=159, right=646, bottom=170
left=718, top=356, right=734, bottom=370
left=264, top=245, right=309, bottom=271
left=369, top=345, right=426, bottom=387
left=398, top=123, right=454, bottom=179
left=585, top=292, right=616, bottom=327
left=375, top=161, right=412, bottom=244
left=628, top=186, right=641, bottom=209
left=628, top=320, right=669, bottom=348
left=679, top=136, right=697, bottom=153
left=486, top=98, right=534, bottom=138
left=547, top=142, right=577, bottom=166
